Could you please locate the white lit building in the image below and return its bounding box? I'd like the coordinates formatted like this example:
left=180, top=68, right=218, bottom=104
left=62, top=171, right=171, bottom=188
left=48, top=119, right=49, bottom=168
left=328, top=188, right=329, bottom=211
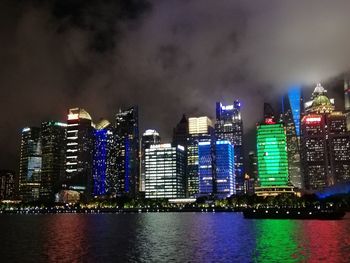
left=145, top=144, right=186, bottom=199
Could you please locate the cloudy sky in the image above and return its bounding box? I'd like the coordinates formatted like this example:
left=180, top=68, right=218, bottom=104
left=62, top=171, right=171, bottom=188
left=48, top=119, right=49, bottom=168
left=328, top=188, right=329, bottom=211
left=0, top=0, right=349, bottom=170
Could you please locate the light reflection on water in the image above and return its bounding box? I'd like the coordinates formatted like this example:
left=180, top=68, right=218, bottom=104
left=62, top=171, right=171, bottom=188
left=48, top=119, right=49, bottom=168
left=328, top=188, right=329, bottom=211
left=0, top=213, right=350, bottom=262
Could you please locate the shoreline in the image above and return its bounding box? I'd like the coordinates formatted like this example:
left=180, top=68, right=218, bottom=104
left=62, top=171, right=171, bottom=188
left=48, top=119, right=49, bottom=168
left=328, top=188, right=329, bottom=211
left=0, top=207, right=239, bottom=214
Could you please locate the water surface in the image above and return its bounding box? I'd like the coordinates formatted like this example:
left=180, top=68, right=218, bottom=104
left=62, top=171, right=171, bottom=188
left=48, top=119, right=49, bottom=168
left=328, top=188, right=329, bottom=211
left=0, top=212, right=349, bottom=262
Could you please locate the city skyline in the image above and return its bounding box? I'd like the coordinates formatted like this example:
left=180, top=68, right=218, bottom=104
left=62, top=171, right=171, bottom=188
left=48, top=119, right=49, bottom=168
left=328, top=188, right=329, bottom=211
left=1, top=0, right=350, bottom=171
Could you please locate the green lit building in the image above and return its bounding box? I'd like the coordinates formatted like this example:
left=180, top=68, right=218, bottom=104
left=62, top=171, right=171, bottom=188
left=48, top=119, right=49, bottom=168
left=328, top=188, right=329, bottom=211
left=257, top=123, right=289, bottom=187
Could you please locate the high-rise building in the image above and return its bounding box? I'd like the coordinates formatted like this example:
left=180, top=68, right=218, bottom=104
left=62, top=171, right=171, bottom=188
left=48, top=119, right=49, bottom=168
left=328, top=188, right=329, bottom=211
left=301, top=114, right=328, bottom=190
left=19, top=127, right=42, bottom=202
left=172, top=114, right=189, bottom=148
left=256, top=122, right=289, bottom=187
left=64, top=108, right=95, bottom=198
left=92, top=119, right=117, bottom=196
left=115, top=107, right=140, bottom=197
left=344, top=76, right=350, bottom=131
left=145, top=144, right=186, bottom=199
left=215, top=101, right=244, bottom=194
left=301, top=84, right=350, bottom=190
left=198, top=140, right=235, bottom=198
left=0, top=170, right=15, bottom=200
left=140, top=129, right=161, bottom=192
left=282, top=87, right=302, bottom=188
left=328, top=112, right=350, bottom=184
left=247, top=151, right=258, bottom=180
left=40, top=121, right=67, bottom=201
left=187, top=116, right=214, bottom=197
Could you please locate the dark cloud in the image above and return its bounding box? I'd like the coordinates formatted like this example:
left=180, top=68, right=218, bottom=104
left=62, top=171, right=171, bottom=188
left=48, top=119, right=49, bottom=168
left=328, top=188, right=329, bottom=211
left=1, top=0, right=349, bottom=170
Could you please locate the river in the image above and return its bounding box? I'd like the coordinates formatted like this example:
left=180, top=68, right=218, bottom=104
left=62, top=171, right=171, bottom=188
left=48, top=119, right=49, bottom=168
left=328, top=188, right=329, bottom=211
left=0, top=212, right=349, bottom=262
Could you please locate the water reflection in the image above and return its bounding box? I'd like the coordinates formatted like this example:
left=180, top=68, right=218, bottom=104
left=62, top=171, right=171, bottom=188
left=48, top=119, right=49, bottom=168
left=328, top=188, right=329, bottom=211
left=253, top=219, right=304, bottom=262
left=0, top=213, right=350, bottom=262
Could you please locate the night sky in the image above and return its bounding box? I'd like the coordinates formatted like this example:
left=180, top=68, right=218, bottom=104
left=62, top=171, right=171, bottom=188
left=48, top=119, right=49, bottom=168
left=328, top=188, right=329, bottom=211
left=1, top=0, right=349, bottom=171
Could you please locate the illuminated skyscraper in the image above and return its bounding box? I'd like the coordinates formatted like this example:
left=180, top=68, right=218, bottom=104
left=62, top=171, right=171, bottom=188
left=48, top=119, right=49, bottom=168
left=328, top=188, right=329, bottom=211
left=64, top=108, right=94, bottom=198
left=187, top=116, right=214, bottom=197
left=19, top=127, right=42, bottom=202
left=172, top=114, right=189, bottom=148
left=301, top=115, right=328, bottom=189
left=198, top=140, right=235, bottom=198
left=327, top=112, right=350, bottom=184
left=256, top=122, right=289, bottom=187
left=92, top=119, right=117, bottom=196
left=145, top=144, right=185, bottom=199
left=282, top=87, right=302, bottom=188
left=115, top=106, right=140, bottom=197
left=140, top=129, right=161, bottom=192
left=345, top=76, right=350, bottom=131
left=40, top=121, right=67, bottom=201
left=301, top=84, right=350, bottom=190
left=215, top=101, right=244, bottom=193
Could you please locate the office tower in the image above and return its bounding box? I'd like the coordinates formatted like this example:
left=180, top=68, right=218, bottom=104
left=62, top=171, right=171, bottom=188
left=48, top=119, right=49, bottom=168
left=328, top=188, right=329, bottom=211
left=172, top=114, right=189, bottom=148
left=345, top=77, right=350, bottom=131
left=0, top=170, right=15, bottom=200
left=140, top=129, right=161, bottom=192
left=301, top=83, right=350, bottom=190
left=215, top=101, right=244, bottom=194
left=247, top=151, right=258, bottom=180
left=115, top=107, right=140, bottom=197
left=256, top=122, right=289, bottom=187
left=198, top=140, right=235, bottom=198
left=65, top=108, right=94, bottom=198
left=40, top=121, right=67, bottom=201
left=145, top=144, right=186, bottom=199
left=92, top=119, right=117, bottom=196
left=19, top=127, right=42, bottom=202
left=282, top=87, right=302, bottom=188
left=301, top=115, right=328, bottom=190
left=327, top=112, right=350, bottom=184
left=187, top=116, right=214, bottom=197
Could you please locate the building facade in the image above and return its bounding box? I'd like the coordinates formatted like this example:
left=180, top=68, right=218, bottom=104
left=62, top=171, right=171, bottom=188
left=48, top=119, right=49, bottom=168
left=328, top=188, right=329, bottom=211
left=145, top=144, right=186, bottom=199
left=19, top=127, right=42, bottom=202
left=256, top=123, right=289, bottom=187
left=115, top=107, right=140, bottom=197
left=92, top=119, right=117, bottom=196
left=282, top=87, right=302, bottom=188
left=64, top=108, right=95, bottom=198
left=215, top=101, right=244, bottom=193
left=0, top=170, right=15, bottom=200
left=187, top=116, right=214, bottom=197
left=40, top=121, right=67, bottom=201
left=141, top=129, right=161, bottom=192
left=198, top=140, right=235, bottom=198
left=301, top=84, right=350, bottom=190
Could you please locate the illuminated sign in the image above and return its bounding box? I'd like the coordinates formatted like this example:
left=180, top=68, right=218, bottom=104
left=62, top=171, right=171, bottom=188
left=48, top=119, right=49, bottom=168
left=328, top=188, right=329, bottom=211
left=221, top=105, right=234, bottom=110
left=22, top=127, right=30, bottom=132
left=304, top=116, right=321, bottom=124
left=68, top=113, right=79, bottom=120
left=177, top=145, right=185, bottom=151
left=265, top=118, right=276, bottom=124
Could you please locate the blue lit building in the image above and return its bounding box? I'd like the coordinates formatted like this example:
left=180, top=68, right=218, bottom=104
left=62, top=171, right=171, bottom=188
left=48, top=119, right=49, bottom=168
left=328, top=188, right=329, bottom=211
left=187, top=117, right=214, bottom=197
left=115, top=107, right=139, bottom=198
left=93, top=119, right=117, bottom=196
left=93, top=129, right=108, bottom=196
left=198, top=141, right=214, bottom=195
left=198, top=140, right=235, bottom=198
left=282, top=86, right=303, bottom=188
left=216, top=140, right=235, bottom=196
left=215, top=101, right=244, bottom=194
